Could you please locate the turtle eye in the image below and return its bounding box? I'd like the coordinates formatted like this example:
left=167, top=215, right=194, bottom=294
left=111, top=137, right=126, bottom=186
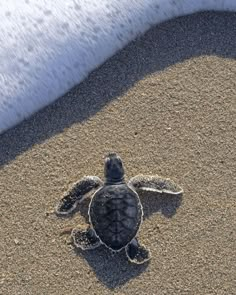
left=106, top=159, right=111, bottom=168
left=117, top=159, right=122, bottom=167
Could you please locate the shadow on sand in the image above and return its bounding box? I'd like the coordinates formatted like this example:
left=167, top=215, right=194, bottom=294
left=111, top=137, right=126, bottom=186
left=74, top=246, right=149, bottom=289
left=60, top=191, right=182, bottom=289
left=0, top=11, right=236, bottom=168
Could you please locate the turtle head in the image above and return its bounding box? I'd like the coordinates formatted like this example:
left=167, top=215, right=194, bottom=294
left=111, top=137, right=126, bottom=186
left=104, top=153, right=125, bottom=184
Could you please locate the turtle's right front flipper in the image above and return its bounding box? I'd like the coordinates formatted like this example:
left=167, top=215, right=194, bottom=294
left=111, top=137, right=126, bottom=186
left=128, top=175, right=183, bottom=195
left=55, top=176, right=103, bottom=216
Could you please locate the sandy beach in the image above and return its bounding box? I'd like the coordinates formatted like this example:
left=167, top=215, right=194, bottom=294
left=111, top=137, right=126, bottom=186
left=1, top=11, right=236, bottom=294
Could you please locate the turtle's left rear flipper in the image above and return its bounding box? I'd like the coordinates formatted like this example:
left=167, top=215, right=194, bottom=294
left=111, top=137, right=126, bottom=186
left=128, top=175, right=183, bottom=195
left=72, top=227, right=101, bottom=250
left=55, top=176, right=103, bottom=216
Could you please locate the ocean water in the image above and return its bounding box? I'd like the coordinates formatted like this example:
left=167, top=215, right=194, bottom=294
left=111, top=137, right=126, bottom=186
left=0, top=0, right=236, bottom=134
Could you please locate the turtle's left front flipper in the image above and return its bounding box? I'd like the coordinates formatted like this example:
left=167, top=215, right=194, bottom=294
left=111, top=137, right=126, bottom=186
left=55, top=176, right=103, bottom=216
left=128, top=175, right=183, bottom=195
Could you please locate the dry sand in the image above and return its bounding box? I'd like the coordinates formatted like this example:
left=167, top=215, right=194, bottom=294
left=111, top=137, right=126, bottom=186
left=0, top=12, right=236, bottom=295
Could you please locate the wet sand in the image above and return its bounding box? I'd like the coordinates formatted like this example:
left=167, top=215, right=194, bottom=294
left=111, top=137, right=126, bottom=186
left=1, top=12, right=236, bottom=295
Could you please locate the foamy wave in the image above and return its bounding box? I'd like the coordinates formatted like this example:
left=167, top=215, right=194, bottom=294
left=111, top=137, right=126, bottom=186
left=0, top=0, right=235, bottom=133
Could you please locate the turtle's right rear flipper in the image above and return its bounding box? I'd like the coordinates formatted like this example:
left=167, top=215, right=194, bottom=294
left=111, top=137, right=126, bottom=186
left=55, top=176, right=103, bottom=216
left=126, top=238, right=151, bottom=264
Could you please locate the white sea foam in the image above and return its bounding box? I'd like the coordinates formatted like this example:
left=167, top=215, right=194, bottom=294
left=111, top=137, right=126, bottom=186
left=0, top=0, right=235, bottom=134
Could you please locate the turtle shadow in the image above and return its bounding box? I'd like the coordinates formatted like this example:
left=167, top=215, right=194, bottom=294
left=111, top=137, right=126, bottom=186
left=57, top=200, right=149, bottom=289
left=139, top=191, right=183, bottom=219
left=73, top=245, right=149, bottom=289
left=62, top=191, right=182, bottom=289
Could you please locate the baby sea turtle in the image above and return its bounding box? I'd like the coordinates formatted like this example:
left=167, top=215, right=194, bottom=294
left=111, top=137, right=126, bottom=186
left=55, top=153, right=183, bottom=264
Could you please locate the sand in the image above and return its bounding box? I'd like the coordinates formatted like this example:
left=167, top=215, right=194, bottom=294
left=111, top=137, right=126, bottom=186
left=0, top=11, right=236, bottom=295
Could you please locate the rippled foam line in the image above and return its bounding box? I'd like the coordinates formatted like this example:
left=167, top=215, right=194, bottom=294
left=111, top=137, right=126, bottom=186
left=0, top=0, right=235, bottom=134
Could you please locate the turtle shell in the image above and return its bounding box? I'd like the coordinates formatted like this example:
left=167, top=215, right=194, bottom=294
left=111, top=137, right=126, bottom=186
left=89, top=184, right=143, bottom=251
